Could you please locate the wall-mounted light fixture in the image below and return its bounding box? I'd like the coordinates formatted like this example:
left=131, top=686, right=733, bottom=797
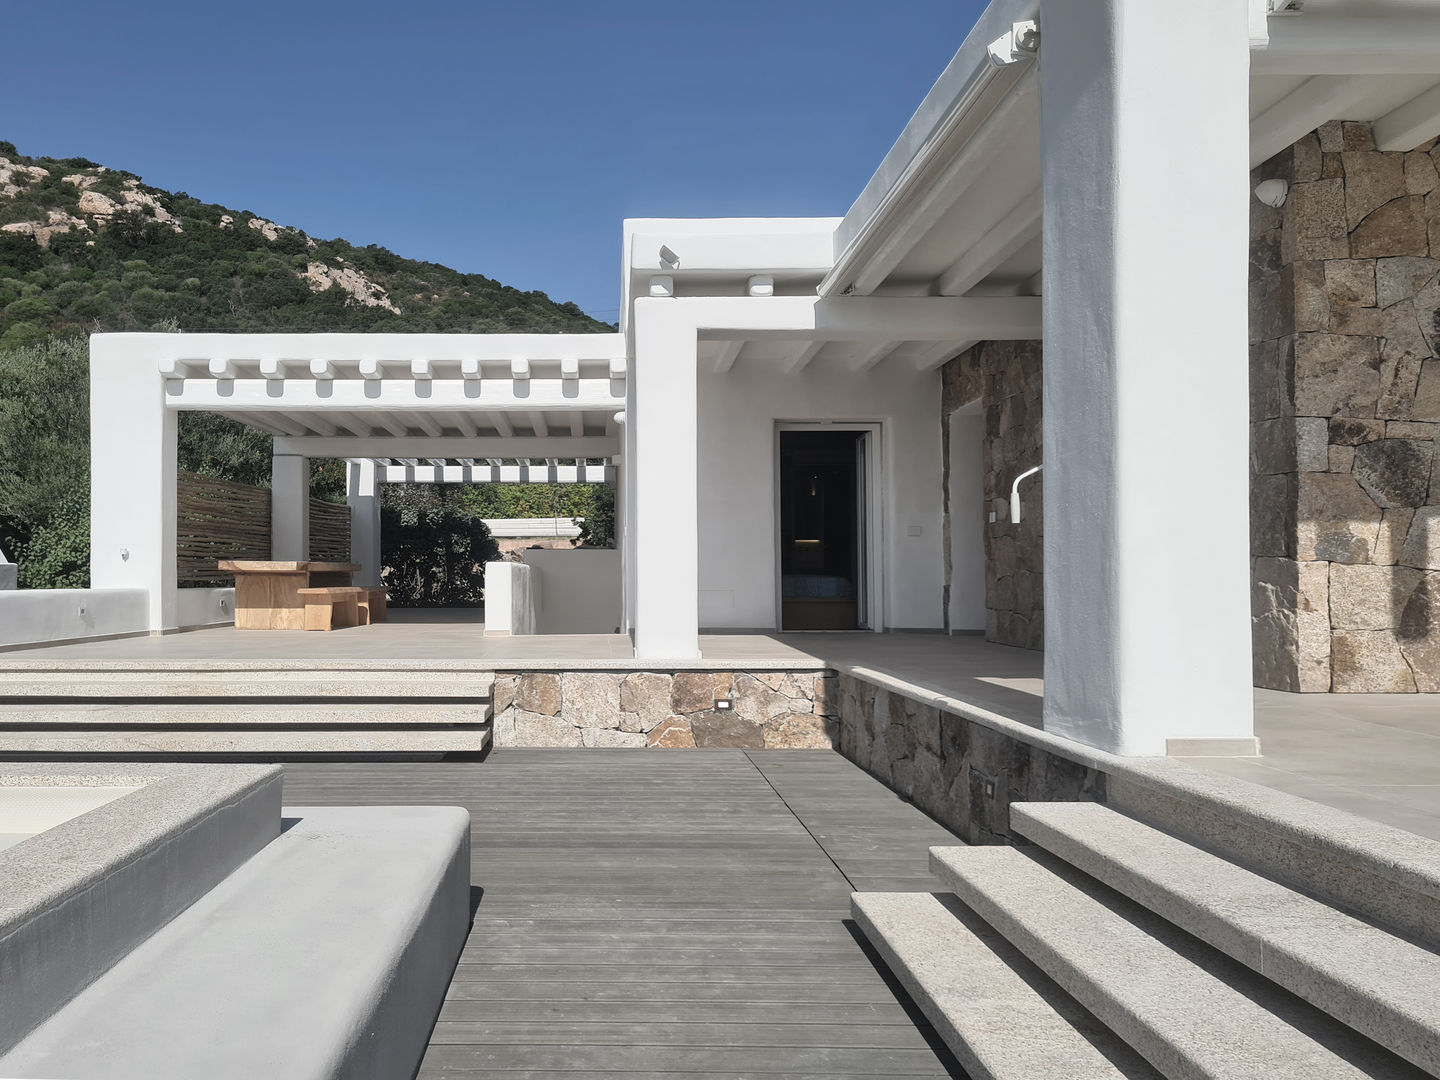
left=1011, top=464, right=1043, bottom=524
left=1254, top=179, right=1289, bottom=208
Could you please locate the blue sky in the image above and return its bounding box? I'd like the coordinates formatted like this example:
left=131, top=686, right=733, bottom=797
left=5, top=1, right=984, bottom=322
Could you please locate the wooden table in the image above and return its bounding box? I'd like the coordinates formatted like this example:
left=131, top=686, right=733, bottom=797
left=219, top=561, right=362, bottom=630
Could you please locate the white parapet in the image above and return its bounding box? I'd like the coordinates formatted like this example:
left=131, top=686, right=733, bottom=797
left=483, top=562, right=535, bottom=637
left=0, top=589, right=149, bottom=649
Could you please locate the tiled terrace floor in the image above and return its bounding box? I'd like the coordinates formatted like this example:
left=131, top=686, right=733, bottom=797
left=284, top=750, right=965, bottom=1079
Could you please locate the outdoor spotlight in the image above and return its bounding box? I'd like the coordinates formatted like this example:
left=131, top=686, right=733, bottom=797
left=659, top=244, right=680, bottom=270
left=1254, top=179, right=1289, bottom=208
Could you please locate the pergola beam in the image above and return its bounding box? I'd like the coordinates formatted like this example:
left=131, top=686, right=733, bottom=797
left=377, top=463, right=615, bottom=484
left=933, top=187, right=1042, bottom=297
left=273, top=435, right=618, bottom=459
left=1253, top=17, right=1440, bottom=75
left=1248, top=75, right=1386, bottom=167
left=1374, top=82, right=1440, bottom=152
left=692, top=295, right=1042, bottom=342
left=162, top=378, right=622, bottom=411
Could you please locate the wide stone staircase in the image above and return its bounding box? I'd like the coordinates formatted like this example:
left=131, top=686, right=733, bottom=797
left=0, top=661, right=492, bottom=754
left=854, top=798, right=1440, bottom=1080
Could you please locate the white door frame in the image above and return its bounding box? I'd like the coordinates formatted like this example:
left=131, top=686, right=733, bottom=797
left=773, top=421, right=885, bottom=633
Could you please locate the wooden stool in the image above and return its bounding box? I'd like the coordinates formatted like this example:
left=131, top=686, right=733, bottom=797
left=358, top=587, right=388, bottom=625
left=296, top=587, right=364, bottom=631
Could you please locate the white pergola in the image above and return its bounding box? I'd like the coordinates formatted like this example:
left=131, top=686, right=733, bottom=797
left=91, top=333, right=626, bottom=630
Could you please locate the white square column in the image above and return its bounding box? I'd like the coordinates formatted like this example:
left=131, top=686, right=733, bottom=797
left=630, top=298, right=700, bottom=659
left=1039, top=0, right=1256, bottom=755
left=271, top=451, right=310, bottom=562
left=90, top=336, right=178, bottom=631
left=346, top=459, right=381, bottom=586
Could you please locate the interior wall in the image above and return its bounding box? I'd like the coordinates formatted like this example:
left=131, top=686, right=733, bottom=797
left=697, top=363, right=944, bottom=631
left=947, top=409, right=987, bottom=631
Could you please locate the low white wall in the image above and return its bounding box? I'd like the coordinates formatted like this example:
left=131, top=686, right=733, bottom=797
left=523, top=548, right=622, bottom=635
left=697, top=364, right=945, bottom=630
left=483, top=563, right=534, bottom=636
left=175, top=588, right=235, bottom=629
left=0, top=589, right=149, bottom=648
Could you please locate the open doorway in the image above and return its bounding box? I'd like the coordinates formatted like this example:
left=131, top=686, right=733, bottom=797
left=777, top=427, right=878, bottom=631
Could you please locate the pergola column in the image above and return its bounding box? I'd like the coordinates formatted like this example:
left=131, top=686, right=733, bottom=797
left=346, top=459, right=382, bottom=587
left=271, top=451, right=310, bottom=562
left=1038, top=0, right=1256, bottom=754
left=630, top=297, right=700, bottom=659
left=90, top=338, right=178, bottom=631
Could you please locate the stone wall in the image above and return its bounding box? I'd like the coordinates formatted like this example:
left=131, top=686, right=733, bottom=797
left=836, top=674, right=1104, bottom=845
left=1251, top=120, right=1439, bottom=692
left=491, top=670, right=839, bottom=748
left=941, top=340, right=1044, bottom=649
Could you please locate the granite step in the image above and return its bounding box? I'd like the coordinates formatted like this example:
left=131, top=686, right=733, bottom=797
left=852, top=891, right=1160, bottom=1080
left=0, top=805, right=471, bottom=1080
left=1009, top=800, right=1440, bottom=1077
left=0, top=668, right=494, bottom=701
left=930, top=845, right=1427, bottom=1080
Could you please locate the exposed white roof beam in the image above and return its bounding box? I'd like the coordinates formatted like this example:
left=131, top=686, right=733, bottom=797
left=370, top=412, right=409, bottom=438
left=161, top=377, right=622, bottom=411
left=411, top=412, right=444, bottom=437
left=691, top=295, right=1041, bottom=342
left=823, top=64, right=1037, bottom=297
left=782, top=341, right=826, bottom=376
left=230, top=410, right=304, bottom=437
left=934, top=187, right=1042, bottom=296
left=333, top=412, right=374, bottom=438
left=489, top=412, right=514, bottom=437
left=1254, top=17, right=1440, bottom=76
left=449, top=411, right=480, bottom=437
left=529, top=412, right=549, bottom=437
left=568, top=413, right=584, bottom=437
left=359, top=358, right=382, bottom=381
left=273, top=436, right=619, bottom=458
left=912, top=340, right=975, bottom=373
left=1374, top=81, right=1440, bottom=152
left=712, top=340, right=744, bottom=374
left=1249, top=75, right=1386, bottom=167
left=207, top=358, right=237, bottom=379
left=259, top=358, right=285, bottom=381
left=848, top=341, right=898, bottom=373
left=299, top=413, right=339, bottom=437
left=411, top=358, right=432, bottom=380
left=309, top=359, right=335, bottom=380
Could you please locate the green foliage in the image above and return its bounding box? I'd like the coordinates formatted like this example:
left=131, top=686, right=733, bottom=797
left=0, top=141, right=613, bottom=588
left=574, top=483, right=615, bottom=548
left=16, top=485, right=89, bottom=588
left=454, top=481, right=615, bottom=546
left=380, top=486, right=499, bottom=607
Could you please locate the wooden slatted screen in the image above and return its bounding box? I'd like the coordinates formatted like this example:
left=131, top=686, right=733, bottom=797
left=176, top=472, right=271, bottom=582
left=309, top=499, right=351, bottom=562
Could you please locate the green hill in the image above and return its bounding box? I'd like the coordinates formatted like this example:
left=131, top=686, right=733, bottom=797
left=0, top=141, right=614, bottom=589
left=0, top=139, right=610, bottom=346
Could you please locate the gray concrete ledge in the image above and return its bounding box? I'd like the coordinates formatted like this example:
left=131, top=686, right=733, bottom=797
left=0, top=762, right=281, bottom=1055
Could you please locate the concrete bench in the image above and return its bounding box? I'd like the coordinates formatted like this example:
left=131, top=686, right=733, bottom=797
left=296, top=587, right=365, bottom=631
left=358, top=587, right=388, bottom=625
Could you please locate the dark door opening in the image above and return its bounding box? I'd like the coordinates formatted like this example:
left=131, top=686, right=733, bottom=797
left=779, top=429, right=868, bottom=631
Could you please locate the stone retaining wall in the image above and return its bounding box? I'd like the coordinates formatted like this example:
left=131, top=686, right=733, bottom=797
left=1251, top=120, right=1439, bottom=692
left=836, top=673, right=1103, bottom=845
left=491, top=670, right=839, bottom=749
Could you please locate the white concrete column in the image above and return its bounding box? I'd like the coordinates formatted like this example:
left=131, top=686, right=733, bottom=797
left=271, top=451, right=310, bottom=562
left=346, top=459, right=381, bottom=586
left=90, top=336, right=178, bottom=631
left=1039, top=0, right=1256, bottom=755
left=630, top=298, right=700, bottom=659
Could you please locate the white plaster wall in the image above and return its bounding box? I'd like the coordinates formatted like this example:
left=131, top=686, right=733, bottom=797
left=948, top=411, right=987, bottom=632
left=697, top=364, right=944, bottom=630
left=0, top=589, right=148, bottom=648
left=524, top=548, right=622, bottom=634
left=483, top=563, right=534, bottom=636
left=175, top=588, right=235, bottom=629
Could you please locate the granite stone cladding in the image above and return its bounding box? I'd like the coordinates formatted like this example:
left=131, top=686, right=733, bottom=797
left=1251, top=120, right=1439, bottom=692
left=491, top=670, right=840, bottom=749
left=941, top=340, right=1044, bottom=650
left=836, top=674, right=1104, bottom=845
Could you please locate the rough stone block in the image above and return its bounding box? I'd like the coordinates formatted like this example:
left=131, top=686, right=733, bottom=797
left=1251, top=558, right=1300, bottom=692
left=560, top=672, right=621, bottom=729
left=1284, top=179, right=1349, bottom=262
left=1405, top=150, right=1439, bottom=195
left=1251, top=472, right=1296, bottom=558
left=620, top=672, right=672, bottom=729
left=1386, top=421, right=1438, bottom=440
left=513, top=711, right=583, bottom=747
left=1343, top=152, right=1406, bottom=230
left=515, top=673, right=560, bottom=716
left=1297, top=560, right=1333, bottom=692
left=1332, top=631, right=1418, bottom=692
left=491, top=710, right=516, bottom=747
left=1400, top=573, right=1439, bottom=691
left=1379, top=353, right=1424, bottom=421
left=581, top=728, right=646, bottom=748
left=1375, top=257, right=1439, bottom=307
left=1376, top=508, right=1416, bottom=566
left=491, top=676, right=516, bottom=717
left=762, top=712, right=838, bottom=750
left=1329, top=417, right=1386, bottom=445
left=1293, top=334, right=1380, bottom=418
left=1297, top=417, right=1330, bottom=472
left=1324, top=258, right=1376, bottom=307
left=1330, top=563, right=1424, bottom=630
left=1252, top=418, right=1295, bottom=474
left=1401, top=507, right=1440, bottom=570
left=647, top=716, right=696, bottom=749
left=1415, top=360, right=1440, bottom=422
left=670, top=671, right=718, bottom=714
left=1329, top=445, right=1356, bottom=472
left=812, top=674, right=838, bottom=716
left=1351, top=195, right=1429, bottom=259
left=689, top=711, right=763, bottom=748
left=1353, top=439, right=1434, bottom=507
left=1298, top=473, right=1381, bottom=563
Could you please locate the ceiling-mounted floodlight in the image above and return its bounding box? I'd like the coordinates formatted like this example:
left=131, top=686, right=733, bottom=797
left=659, top=244, right=680, bottom=270
left=988, top=20, right=1039, bottom=67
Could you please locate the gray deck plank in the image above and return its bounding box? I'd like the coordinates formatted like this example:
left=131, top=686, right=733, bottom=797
left=281, top=749, right=963, bottom=1078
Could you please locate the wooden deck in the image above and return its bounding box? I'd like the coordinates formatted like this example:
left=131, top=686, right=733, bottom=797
left=283, top=749, right=966, bottom=1078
